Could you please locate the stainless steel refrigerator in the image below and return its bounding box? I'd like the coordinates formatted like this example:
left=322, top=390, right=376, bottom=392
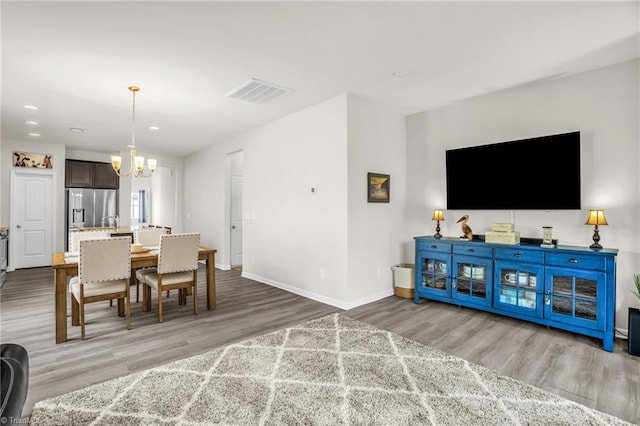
left=66, top=188, right=118, bottom=250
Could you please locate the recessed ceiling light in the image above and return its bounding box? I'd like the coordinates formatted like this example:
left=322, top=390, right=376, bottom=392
left=24, top=105, right=39, bottom=110
left=149, top=126, right=160, bottom=131
left=25, top=120, right=39, bottom=125
left=69, top=127, right=85, bottom=133
left=28, top=132, right=41, bottom=137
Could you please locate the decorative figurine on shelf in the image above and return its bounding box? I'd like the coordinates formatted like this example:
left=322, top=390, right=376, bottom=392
left=456, top=214, right=473, bottom=240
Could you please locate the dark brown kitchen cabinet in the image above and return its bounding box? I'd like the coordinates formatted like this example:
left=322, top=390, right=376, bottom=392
left=65, top=160, right=119, bottom=189
left=93, top=162, right=119, bottom=189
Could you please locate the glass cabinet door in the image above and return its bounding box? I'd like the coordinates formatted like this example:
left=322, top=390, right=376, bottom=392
left=544, top=267, right=605, bottom=330
left=494, top=261, right=543, bottom=317
left=417, top=252, right=451, bottom=297
left=452, top=255, right=492, bottom=307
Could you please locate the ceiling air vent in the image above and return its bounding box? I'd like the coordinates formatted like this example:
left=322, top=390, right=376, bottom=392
left=225, top=78, right=290, bottom=104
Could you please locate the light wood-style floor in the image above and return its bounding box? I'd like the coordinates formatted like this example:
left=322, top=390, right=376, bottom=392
left=1, top=266, right=638, bottom=424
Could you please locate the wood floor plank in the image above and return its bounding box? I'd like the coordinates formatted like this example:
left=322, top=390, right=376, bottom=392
left=1, top=266, right=638, bottom=424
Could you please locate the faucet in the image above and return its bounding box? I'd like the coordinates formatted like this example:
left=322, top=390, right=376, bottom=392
left=102, top=215, right=119, bottom=229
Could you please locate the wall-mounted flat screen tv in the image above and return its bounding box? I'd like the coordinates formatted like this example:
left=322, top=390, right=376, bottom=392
left=446, top=131, right=581, bottom=210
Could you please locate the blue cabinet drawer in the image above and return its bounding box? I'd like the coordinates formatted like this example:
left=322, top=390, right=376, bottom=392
left=453, top=245, right=493, bottom=258
left=416, top=240, right=452, bottom=253
left=545, top=252, right=606, bottom=271
left=495, top=247, right=544, bottom=263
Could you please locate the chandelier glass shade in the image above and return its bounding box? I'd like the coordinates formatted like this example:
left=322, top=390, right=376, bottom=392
left=111, top=86, right=157, bottom=178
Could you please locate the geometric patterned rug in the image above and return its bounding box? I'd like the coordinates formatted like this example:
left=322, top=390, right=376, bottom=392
left=29, top=313, right=631, bottom=425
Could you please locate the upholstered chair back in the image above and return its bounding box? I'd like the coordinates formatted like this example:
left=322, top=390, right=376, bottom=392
left=70, top=231, right=110, bottom=252
left=157, top=233, right=200, bottom=275
left=78, top=237, right=131, bottom=284
left=134, top=228, right=168, bottom=247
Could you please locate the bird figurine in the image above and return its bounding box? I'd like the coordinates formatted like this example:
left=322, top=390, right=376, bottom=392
left=456, top=214, right=473, bottom=240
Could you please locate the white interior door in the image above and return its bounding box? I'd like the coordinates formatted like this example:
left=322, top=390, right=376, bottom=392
left=230, top=175, right=243, bottom=267
left=11, top=171, right=54, bottom=268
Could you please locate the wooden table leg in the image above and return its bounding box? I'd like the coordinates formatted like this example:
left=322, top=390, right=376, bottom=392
left=54, top=268, right=68, bottom=343
left=206, top=252, right=216, bottom=309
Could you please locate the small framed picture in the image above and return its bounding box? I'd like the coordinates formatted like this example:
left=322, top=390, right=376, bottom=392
left=367, top=172, right=390, bottom=203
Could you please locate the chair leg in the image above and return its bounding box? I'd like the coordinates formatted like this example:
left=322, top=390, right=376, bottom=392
left=71, top=296, right=80, bottom=326
left=136, top=280, right=140, bottom=304
left=80, top=286, right=86, bottom=340
left=166, top=290, right=170, bottom=298
left=157, top=277, right=164, bottom=323
left=126, top=279, right=132, bottom=330
left=192, top=271, right=198, bottom=316
left=145, top=284, right=151, bottom=311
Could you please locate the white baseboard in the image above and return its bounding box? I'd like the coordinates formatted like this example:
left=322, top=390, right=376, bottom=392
left=241, top=271, right=394, bottom=310
left=615, top=327, right=629, bottom=340
left=216, top=262, right=231, bottom=271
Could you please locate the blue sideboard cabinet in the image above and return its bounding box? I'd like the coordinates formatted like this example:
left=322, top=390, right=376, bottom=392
left=414, top=236, right=618, bottom=352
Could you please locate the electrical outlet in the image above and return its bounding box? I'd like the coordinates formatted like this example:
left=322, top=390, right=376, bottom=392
left=320, top=269, right=325, bottom=280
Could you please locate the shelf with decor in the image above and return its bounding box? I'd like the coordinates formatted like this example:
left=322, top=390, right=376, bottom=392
left=414, top=236, right=618, bottom=352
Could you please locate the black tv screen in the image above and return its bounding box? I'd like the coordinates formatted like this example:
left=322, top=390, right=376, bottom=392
left=446, top=131, right=581, bottom=210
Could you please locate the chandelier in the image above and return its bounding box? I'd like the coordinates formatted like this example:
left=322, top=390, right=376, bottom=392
left=110, top=86, right=157, bottom=178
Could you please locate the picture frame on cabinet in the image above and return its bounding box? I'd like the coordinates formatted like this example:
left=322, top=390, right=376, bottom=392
left=367, top=172, right=390, bottom=203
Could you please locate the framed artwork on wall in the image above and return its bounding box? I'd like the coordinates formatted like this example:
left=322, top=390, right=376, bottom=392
left=367, top=172, right=390, bottom=203
left=13, top=152, right=53, bottom=168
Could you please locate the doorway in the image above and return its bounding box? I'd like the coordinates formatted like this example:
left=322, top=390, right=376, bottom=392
left=10, top=170, right=54, bottom=268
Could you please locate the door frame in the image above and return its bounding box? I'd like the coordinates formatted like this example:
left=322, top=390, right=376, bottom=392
left=230, top=174, right=243, bottom=267
left=9, top=168, right=57, bottom=270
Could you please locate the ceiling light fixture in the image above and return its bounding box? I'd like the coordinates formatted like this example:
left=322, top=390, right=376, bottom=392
left=25, top=120, right=39, bottom=125
left=110, top=86, right=157, bottom=178
left=69, top=127, right=85, bottom=133
left=149, top=126, right=159, bottom=131
left=23, top=105, right=39, bottom=110
left=28, top=132, right=41, bottom=137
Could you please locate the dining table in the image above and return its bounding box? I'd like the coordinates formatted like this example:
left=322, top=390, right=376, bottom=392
left=51, top=245, right=217, bottom=343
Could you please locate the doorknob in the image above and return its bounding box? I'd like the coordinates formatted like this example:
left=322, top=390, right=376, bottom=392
left=16, top=224, right=22, bottom=228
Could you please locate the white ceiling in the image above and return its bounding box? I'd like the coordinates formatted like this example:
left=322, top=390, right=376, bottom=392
left=2, top=1, right=639, bottom=158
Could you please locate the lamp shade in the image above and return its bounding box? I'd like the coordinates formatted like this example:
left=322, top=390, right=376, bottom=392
left=110, top=155, right=122, bottom=171
left=432, top=209, right=445, bottom=221
left=585, top=210, right=608, bottom=226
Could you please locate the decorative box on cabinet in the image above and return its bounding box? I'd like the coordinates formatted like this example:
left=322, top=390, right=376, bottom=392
left=414, top=236, right=617, bottom=352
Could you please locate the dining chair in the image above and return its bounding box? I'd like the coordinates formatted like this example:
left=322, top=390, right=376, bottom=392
left=69, top=237, right=132, bottom=340
left=149, top=225, right=172, bottom=234
left=142, top=233, right=200, bottom=322
left=69, top=231, right=110, bottom=253
left=134, top=227, right=170, bottom=302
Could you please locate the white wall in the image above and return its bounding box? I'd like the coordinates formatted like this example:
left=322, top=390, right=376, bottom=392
left=404, top=59, right=640, bottom=330
left=347, top=95, right=406, bottom=303
left=182, top=141, right=230, bottom=264
left=184, top=94, right=406, bottom=308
